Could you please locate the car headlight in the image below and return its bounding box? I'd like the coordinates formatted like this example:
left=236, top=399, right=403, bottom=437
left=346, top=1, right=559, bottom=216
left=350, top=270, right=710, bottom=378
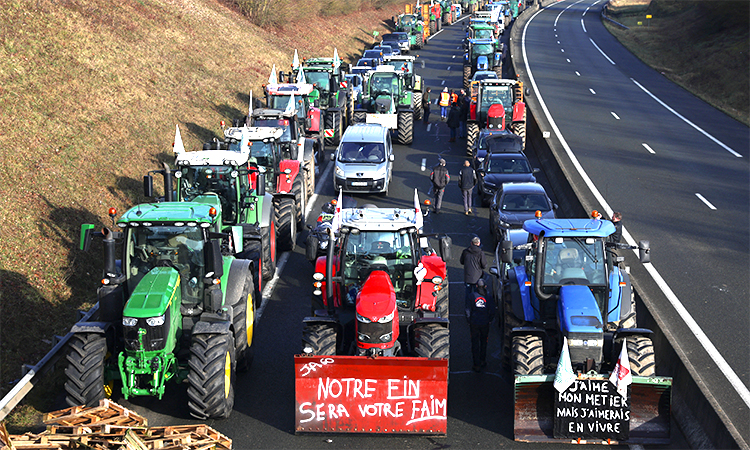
left=122, top=317, right=137, bottom=327
left=146, top=314, right=166, bottom=327
left=335, top=165, right=345, bottom=178
left=568, top=338, right=603, bottom=347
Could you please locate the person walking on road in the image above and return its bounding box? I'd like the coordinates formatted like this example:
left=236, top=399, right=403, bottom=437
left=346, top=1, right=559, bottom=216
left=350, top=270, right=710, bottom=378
left=465, top=278, right=495, bottom=372
left=459, top=89, right=470, bottom=138
left=447, top=102, right=461, bottom=142
left=609, top=211, right=623, bottom=244
left=460, top=236, right=486, bottom=301
left=422, top=87, right=432, bottom=124
left=430, top=158, right=450, bottom=213
left=458, top=159, right=477, bottom=214
left=439, top=87, right=450, bottom=119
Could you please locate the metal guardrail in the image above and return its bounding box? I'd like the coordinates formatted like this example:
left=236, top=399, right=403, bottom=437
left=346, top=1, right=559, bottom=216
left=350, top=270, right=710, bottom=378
left=0, top=304, right=99, bottom=421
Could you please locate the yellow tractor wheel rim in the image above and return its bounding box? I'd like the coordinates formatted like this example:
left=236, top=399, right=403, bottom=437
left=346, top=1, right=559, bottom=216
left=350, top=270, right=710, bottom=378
left=224, top=352, right=231, bottom=398
left=246, top=293, right=254, bottom=347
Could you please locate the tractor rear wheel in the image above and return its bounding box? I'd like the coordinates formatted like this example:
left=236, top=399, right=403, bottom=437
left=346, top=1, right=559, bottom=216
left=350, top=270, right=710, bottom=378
left=187, top=333, right=235, bottom=420
left=233, top=275, right=255, bottom=373
left=261, top=223, right=276, bottom=281
left=301, top=324, right=337, bottom=355
left=429, top=21, right=436, bottom=36
left=500, top=288, right=524, bottom=370
left=466, top=122, right=479, bottom=156
left=493, top=63, right=502, bottom=78
left=625, top=336, right=656, bottom=376
left=434, top=277, right=450, bottom=319
left=512, top=334, right=544, bottom=375
left=352, top=110, right=366, bottom=124
left=292, top=178, right=306, bottom=226
left=463, top=65, right=471, bottom=90
left=397, top=110, right=414, bottom=145
left=413, top=324, right=450, bottom=359
left=275, top=198, right=297, bottom=252
left=64, top=333, right=108, bottom=407
left=324, top=110, right=342, bottom=147
left=305, top=156, right=315, bottom=198
left=413, top=92, right=423, bottom=121
left=510, top=119, right=526, bottom=149
left=416, top=32, right=424, bottom=49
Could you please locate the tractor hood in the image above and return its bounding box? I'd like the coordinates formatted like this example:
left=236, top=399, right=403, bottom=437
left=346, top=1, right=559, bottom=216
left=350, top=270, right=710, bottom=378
left=124, top=267, right=180, bottom=318
left=557, top=285, right=603, bottom=334
left=356, top=270, right=396, bottom=321
left=373, top=95, right=394, bottom=114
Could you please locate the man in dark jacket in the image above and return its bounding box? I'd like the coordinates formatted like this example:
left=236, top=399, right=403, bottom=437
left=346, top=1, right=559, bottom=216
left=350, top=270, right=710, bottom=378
left=460, top=236, right=486, bottom=299
left=459, top=89, right=469, bottom=138
left=430, top=158, right=450, bottom=213
left=422, top=87, right=432, bottom=124
left=447, top=102, right=461, bottom=142
left=609, top=211, right=622, bottom=244
left=457, top=159, right=476, bottom=214
left=465, top=278, right=495, bottom=372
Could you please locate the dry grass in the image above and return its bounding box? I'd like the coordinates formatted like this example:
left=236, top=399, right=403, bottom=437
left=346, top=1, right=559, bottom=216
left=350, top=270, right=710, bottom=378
left=0, top=0, right=402, bottom=410
left=604, top=0, right=749, bottom=125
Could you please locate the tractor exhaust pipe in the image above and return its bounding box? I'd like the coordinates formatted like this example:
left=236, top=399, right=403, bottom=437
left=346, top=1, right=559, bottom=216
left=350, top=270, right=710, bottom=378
left=102, top=227, right=117, bottom=277
left=533, top=231, right=552, bottom=301
left=325, top=226, right=336, bottom=316
left=162, top=162, right=173, bottom=202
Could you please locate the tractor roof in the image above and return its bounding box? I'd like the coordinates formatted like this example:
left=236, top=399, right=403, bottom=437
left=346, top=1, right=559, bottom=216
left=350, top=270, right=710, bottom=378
left=523, top=218, right=615, bottom=238
left=117, top=200, right=220, bottom=227
left=252, top=108, right=296, bottom=119
left=471, top=38, right=497, bottom=45
left=265, top=83, right=315, bottom=96
left=480, top=78, right=518, bottom=88
left=224, top=126, right=282, bottom=142
left=372, top=65, right=399, bottom=74
left=340, top=207, right=422, bottom=232
left=384, top=55, right=416, bottom=62
left=303, top=58, right=338, bottom=69
left=175, top=149, right=252, bottom=167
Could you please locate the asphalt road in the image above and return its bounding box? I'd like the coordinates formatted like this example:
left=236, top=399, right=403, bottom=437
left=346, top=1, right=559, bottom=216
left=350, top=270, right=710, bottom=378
left=110, top=12, right=690, bottom=448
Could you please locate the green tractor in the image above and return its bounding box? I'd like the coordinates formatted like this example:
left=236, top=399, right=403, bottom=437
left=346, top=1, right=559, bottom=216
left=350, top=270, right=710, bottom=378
left=172, top=124, right=283, bottom=280
left=382, top=54, right=425, bottom=122
left=351, top=65, right=415, bottom=145
left=65, top=175, right=257, bottom=419
left=463, top=38, right=504, bottom=89
left=394, top=13, right=424, bottom=49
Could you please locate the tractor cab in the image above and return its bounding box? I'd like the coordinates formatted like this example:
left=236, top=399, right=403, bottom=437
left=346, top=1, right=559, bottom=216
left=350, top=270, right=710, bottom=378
left=473, top=79, right=516, bottom=127
left=264, top=83, right=317, bottom=125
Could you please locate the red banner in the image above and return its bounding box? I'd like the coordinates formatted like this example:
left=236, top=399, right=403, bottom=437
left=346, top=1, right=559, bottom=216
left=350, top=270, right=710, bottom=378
left=294, top=355, right=448, bottom=434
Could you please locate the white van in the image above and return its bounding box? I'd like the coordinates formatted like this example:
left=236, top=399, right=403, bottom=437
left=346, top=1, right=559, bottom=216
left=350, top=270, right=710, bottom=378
left=332, top=123, right=394, bottom=195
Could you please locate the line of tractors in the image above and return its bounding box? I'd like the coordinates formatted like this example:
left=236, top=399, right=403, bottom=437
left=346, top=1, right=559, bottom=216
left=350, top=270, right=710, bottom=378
left=60, top=0, right=671, bottom=444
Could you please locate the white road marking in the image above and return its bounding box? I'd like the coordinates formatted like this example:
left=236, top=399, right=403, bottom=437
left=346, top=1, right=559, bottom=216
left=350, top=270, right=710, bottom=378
left=575, top=71, right=580, bottom=76
left=447, top=66, right=451, bottom=70
left=581, top=18, right=586, bottom=33
left=695, top=193, right=717, bottom=210
left=642, top=143, right=655, bottom=154
left=523, top=6, right=750, bottom=410
left=554, top=0, right=583, bottom=26
left=589, top=88, right=596, bottom=94
left=611, top=111, right=620, bottom=120
left=561, top=48, right=565, bottom=53
left=442, top=80, right=446, bottom=85
left=630, top=78, right=743, bottom=158
left=427, top=124, right=432, bottom=132
left=452, top=55, right=456, bottom=58
left=421, top=158, right=427, bottom=171
left=567, top=58, right=571, bottom=63
left=557, top=40, right=560, bottom=44
left=589, top=37, right=616, bottom=64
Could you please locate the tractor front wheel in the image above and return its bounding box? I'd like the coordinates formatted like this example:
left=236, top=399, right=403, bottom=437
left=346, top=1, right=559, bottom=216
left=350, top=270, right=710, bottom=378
left=352, top=110, right=366, bottom=124
left=493, top=63, right=502, bottom=79
left=416, top=32, right=424, bottom=49
left=292, top=178, right=306, bottom=227
left=466, top=122, right=479, bottom=156
left=413, top=91, right=423, bottom=121
left=434, top=277, right=450, bottom=319
left=397, top=110, right=414, bottom=145
left=324, top=110, right=342, bottom=147
left=305, top=233, right=319, bottom=262
left=64, top=333, right=108, bottom=408
left=301, top=324, right=337, bottom=355
left=510, top=119, right=526, bottom=150
left=275, top=198, right=297, bottom=252
left=261, top=223, right=276, bottom=281
left=512, top=334, right=544, bottom=375
left=625, top=336, right=656, bottom=376
left=233, top=275, right=255, bottom=373
left=187, top=333, right=236, bottom=420
left=413, top=324, right=450, bottom=359
left=463, top=65, right=471, bottom=90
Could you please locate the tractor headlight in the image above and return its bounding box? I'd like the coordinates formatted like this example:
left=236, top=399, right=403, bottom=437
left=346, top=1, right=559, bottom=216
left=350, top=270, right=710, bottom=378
left=379, top=331, right=393, bottom=342
left=431, top=276, right=443, bottom=285
left=377, top=311, right=395, bottom=324
left=356, top=313, right=372, bottom=323
left=122, top=317, right=137, bottom=327
left=146, top=314, right=166, bottom=327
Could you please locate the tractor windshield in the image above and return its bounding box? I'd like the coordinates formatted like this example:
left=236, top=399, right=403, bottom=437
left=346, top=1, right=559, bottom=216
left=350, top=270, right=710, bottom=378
left=474, top=29, right=494, bottom=39
left=125, top=225, right=205, bottom=304
left=480, top=86, right=512, bottom=113
left=370, top=73, right=399, bottom=96
left=253, top=118, right=292, bottom=142
left=305, top=71, right=331, bottom=92
left=342, top=230, right=415, bottom=308
left=178, top=166, right=238, bottom=223
left=339, top=142, right=386, bottom=163
left=399, top=15, right=415, bottom=27
left=473, top=43, right=494, bottom=58
left=267, top=95, right=307, bottom=121
left=542, top=237, right=607, bottom=286
left=246, top=140, right=274, bottom=168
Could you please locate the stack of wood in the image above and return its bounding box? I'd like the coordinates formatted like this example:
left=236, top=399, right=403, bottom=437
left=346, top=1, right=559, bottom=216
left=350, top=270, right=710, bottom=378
left=0, top=399, right=232, bottom=449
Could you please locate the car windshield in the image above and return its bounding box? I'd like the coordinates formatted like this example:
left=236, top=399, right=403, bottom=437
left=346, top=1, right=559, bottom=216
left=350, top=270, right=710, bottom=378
left=487, top=156, right=531, bottom=174
left=375, top=46, right=393, bottom=55
left=254, top=118, right=292, bottom=142
left=363, top=50, right=382, bottom=59
left=501, top=193, right=550, bottom=212
left=339, top=142, right=385, bottom=163
left=305, top=71, right=330, bottom=92
left=542, top=237, right=606, bottom=286
left=125, top=225, right=205, bottom=301
left=480, top=86, right=513, bottom=112
left=382, top=35, right=399, bottom=42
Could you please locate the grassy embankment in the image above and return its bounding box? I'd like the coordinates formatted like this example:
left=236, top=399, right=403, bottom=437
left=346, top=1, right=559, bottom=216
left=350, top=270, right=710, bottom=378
left=0, top=0, right=402, bottom=430
left=604, top=0, right=749, bottom=126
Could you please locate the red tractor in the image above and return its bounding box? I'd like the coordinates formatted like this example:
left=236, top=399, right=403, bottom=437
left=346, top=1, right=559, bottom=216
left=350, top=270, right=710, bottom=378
left=467, top=78, right=527, bottom=154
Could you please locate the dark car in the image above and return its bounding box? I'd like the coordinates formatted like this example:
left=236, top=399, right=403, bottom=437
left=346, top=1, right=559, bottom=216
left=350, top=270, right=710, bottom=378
left=488, top=182, right=556, bottom=243
left=472, top=131, right=524, bottom=167
left=381, top=32, right=410, bottom=53
left=373, top=44, right=400, bottom=57
left=362, top=49, right=385, bottom=65
left=356, top=58, right=378, bottom=69
left=477, top=152, right=539, bottom=205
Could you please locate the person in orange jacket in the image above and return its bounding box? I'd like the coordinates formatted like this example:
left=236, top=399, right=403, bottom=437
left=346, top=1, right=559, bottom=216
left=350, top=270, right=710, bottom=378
left=439, top=87, right=450, bottom=119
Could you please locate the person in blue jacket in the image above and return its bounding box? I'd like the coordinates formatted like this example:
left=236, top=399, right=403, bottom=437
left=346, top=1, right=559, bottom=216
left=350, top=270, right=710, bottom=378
left=465, top=278, right=496, bottom=372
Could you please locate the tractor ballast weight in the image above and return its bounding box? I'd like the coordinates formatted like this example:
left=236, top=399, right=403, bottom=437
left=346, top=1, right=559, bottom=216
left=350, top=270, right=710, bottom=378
left=492, top=215, right=670, bottom=443
left=67, top=174, right=257, bottom=420
left=351, top=65, right=415, bottom=145
left=467, top=79, right=526, bottom=154
left=295, top=193, right=452, bottom=434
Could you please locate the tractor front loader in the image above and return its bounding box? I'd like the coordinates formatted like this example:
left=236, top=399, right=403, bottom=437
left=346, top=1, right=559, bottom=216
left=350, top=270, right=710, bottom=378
left=491, top=213, right=671, bottom=443
left=295, top=192, right=452, bottom=434
left=65, top=173, right=257, bottom=420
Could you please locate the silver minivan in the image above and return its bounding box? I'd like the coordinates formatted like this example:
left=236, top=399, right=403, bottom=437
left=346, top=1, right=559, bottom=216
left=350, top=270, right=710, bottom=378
left=332, top=123, right=394, bottom=194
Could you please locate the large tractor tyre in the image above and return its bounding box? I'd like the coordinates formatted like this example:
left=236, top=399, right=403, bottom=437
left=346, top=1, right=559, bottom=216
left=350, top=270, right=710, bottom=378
left=292, top=178, right=306, bottom=227
left=510, top=120, right=526, bottom=150
left=397, top=110, right=414, bottom=145
left=512, top=334, right=544, bottom=375
left=260, top=224, right=276, bottom=281
left=305, top=157, right=316, bottom=199
left=619, top=292, right=637, bottom=329
left=413, top=324, right=450, bottom=359
left=233, top=275, right=255, bottom=373
left=429, top=21, right=436, bottom=36
left=466, top=122, right=479, bottom=156
left=413, top=92, right=423, bottom=121
left=301, top=324, right=337, bottom=355
left=274, top=198, right=297, bottom=252
left=352, top=110, right=367, bottom=125
left=64, top=333, right=108, bottom=408
left=500, top=290, right=524, bottom=370
left=436, top=18, right=442, bottom=32
left=416, top=32, right=424, bottom=49
left=463, top=65, right=471, bottom=90
left=324, top=110, right=341, bottom=147
left=187, top=333, right=236, bottom=420
left=625, top=336, right=656, bottom=377
left=305, top=233, right=319, bottom=262
left=493, top=63, right=502, bottom=79
left=434, top=277, right=450, bottom=319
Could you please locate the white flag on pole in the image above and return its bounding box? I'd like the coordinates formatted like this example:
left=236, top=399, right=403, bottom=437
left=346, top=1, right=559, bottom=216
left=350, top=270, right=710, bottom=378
left=554, top=337, right=576, bottom=393
left=248, top=90, right=253, bottom=122
left=610, top=338, right=633, bottom=398
left=333, top=48, right=340, bottom=68
left=173, top=124, right=185, bottom=154
left=292, top=49, right=300, bottom=70
left=284, top=93, right=296, bottom=115
left=268, top=64, right=277, bottom=85
left=296, top=66, right=306, bottom=84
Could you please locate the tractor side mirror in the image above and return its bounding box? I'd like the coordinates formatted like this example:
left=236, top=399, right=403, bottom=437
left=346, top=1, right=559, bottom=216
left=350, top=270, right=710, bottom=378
left=204, top=239, right=224, bottom=283
left=525, top=87, right=531, bottom=96
left=389, top=154, right=395, bottom=162
left=278, top=71, right=286, bottom=83
left=439, top=236, right=452, bottom=261
left=638, top=240, right=650, bottom=264
left=256, top=173, right=266, bottom=196
left=80, top=224, right=96, bottom=252
left=314, top=99, right=320, bottom=108
left=143, top=174, right=154, bottom=198
left=330, top=153, right=336, bottom=161
left=500, top=240, right=513, bottom=264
